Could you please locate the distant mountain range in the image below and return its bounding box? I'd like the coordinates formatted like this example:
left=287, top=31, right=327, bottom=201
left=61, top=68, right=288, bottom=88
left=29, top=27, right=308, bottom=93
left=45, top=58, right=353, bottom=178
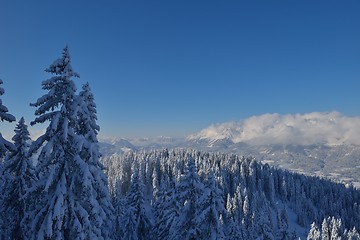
left=99, top=112, right=360, bottom=188
left=187, top=111, right=360, bottom=146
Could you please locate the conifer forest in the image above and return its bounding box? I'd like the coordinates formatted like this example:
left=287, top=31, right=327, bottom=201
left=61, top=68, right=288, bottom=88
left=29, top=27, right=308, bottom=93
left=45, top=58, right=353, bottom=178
left=0, top=47, right=359, bottom=239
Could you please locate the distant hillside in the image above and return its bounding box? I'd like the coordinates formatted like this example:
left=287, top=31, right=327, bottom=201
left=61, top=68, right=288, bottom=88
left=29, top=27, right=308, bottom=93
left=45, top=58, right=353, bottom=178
left=99, top=143, right=360, bottom=189
left=102, top=149, right=360, bottom=239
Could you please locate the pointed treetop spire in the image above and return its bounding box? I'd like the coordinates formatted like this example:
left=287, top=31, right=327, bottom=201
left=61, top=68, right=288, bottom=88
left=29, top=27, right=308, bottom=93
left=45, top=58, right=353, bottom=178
left=45, top=45, right=79, bottom=78
left=12, top=117, right=30, bottom=148
left=30, top=46, right=79, bottom=127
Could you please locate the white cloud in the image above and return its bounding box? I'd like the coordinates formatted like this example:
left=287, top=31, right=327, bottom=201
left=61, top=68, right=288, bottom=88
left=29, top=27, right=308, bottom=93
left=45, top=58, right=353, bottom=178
left=189, top=112, right=360, bottom=146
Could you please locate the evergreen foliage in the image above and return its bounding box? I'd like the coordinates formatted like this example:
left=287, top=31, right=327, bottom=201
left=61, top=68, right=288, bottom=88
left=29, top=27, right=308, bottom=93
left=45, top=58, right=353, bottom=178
left=307, top=222, right=321, bottom=240
left=152, top=178, right=179, bottom=240
left=0, top=79, right=16, bottom=123
left=1, top=48, right=360, bottom=239
left=104, top=149, right=360, bottom=239
left=168, top=156, right=205, bottom=239
left=0, top=78, right=16, bottom=159
left=25, top=46, right=113, bottom=239
left=0, top=118, right=35, bottom=239
left=196, top=171, right=226, bottom=239
left=0, top=78, right=17, bottom=240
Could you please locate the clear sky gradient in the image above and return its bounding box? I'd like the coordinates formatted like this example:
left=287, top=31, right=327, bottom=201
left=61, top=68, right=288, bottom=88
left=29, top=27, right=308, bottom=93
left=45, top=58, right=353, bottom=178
left=0, top=0, right=359, bottom=138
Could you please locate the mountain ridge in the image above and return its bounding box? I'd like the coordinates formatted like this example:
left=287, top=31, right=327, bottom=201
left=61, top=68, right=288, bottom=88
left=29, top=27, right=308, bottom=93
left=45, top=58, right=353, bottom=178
left=99, top=112, right=360, bottom=188
left=187, top=112, right=360, bottom=146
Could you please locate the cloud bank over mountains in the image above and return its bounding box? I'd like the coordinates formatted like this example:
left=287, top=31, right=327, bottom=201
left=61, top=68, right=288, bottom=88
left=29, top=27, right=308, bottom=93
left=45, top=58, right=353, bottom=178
left=188, top=112, right=360, bottom=146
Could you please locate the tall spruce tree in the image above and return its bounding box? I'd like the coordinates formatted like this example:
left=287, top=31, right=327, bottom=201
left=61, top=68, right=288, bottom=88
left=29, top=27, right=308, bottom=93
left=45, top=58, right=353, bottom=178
left=0, top=117, right=35, bottom=239
left=0, top=78, right=16, bottom=240
left=77, top=82, right=99, bottom=144
left=26, top=46, right=113, bottom=239
left=169, top=156, right=205, bottom=240
left=197, top=171, right=226, bottom=239
left=123, top=170, right=153, bottom=240
left=152, top=177, right=180, bottom=239
left=77, top=82, right=114, bottom=236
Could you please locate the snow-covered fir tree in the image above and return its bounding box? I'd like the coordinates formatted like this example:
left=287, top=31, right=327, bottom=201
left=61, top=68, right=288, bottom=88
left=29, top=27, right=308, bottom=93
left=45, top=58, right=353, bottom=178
left=346, top=227, right=360, bottom=240
left=308, top=217, right=360, bottom=240
left=0, top=78, right=16, bottom=159
left=0, top=117, right=35, bottom=240
left=322, top=217, right=331, bottom=240
left=196, top=171, right=226, bottom=239
left=122, top=170, right=153, bottom=240
left=121, top=204, right=138, bottom=240
left=26, top=46, right=113, bottom=239
left=169, top=156, right=205, bottom=240
left=0, top=78, right=17, bottom=240
left=225, top=192, right=244, bottom=239
left=77, top=82, right=99, bottom=142
left=307, top=222, right=321, bottom=240
left=251, top=192, right=275, bottom=239
left=152, top=177, right=180, bottom=240
left=77, top=81, right=115, bottom=236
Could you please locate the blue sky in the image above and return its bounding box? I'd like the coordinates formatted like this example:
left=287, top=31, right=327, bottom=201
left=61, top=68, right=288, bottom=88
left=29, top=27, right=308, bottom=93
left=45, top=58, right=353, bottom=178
left=0, top=0, right=359, bottom=138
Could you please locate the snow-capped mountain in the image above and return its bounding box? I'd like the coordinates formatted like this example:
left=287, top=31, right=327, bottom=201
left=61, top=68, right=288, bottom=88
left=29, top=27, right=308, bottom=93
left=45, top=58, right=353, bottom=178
left=99, top=138, right=137, bottom=155
left=187, top=112, right=360, bottom=146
